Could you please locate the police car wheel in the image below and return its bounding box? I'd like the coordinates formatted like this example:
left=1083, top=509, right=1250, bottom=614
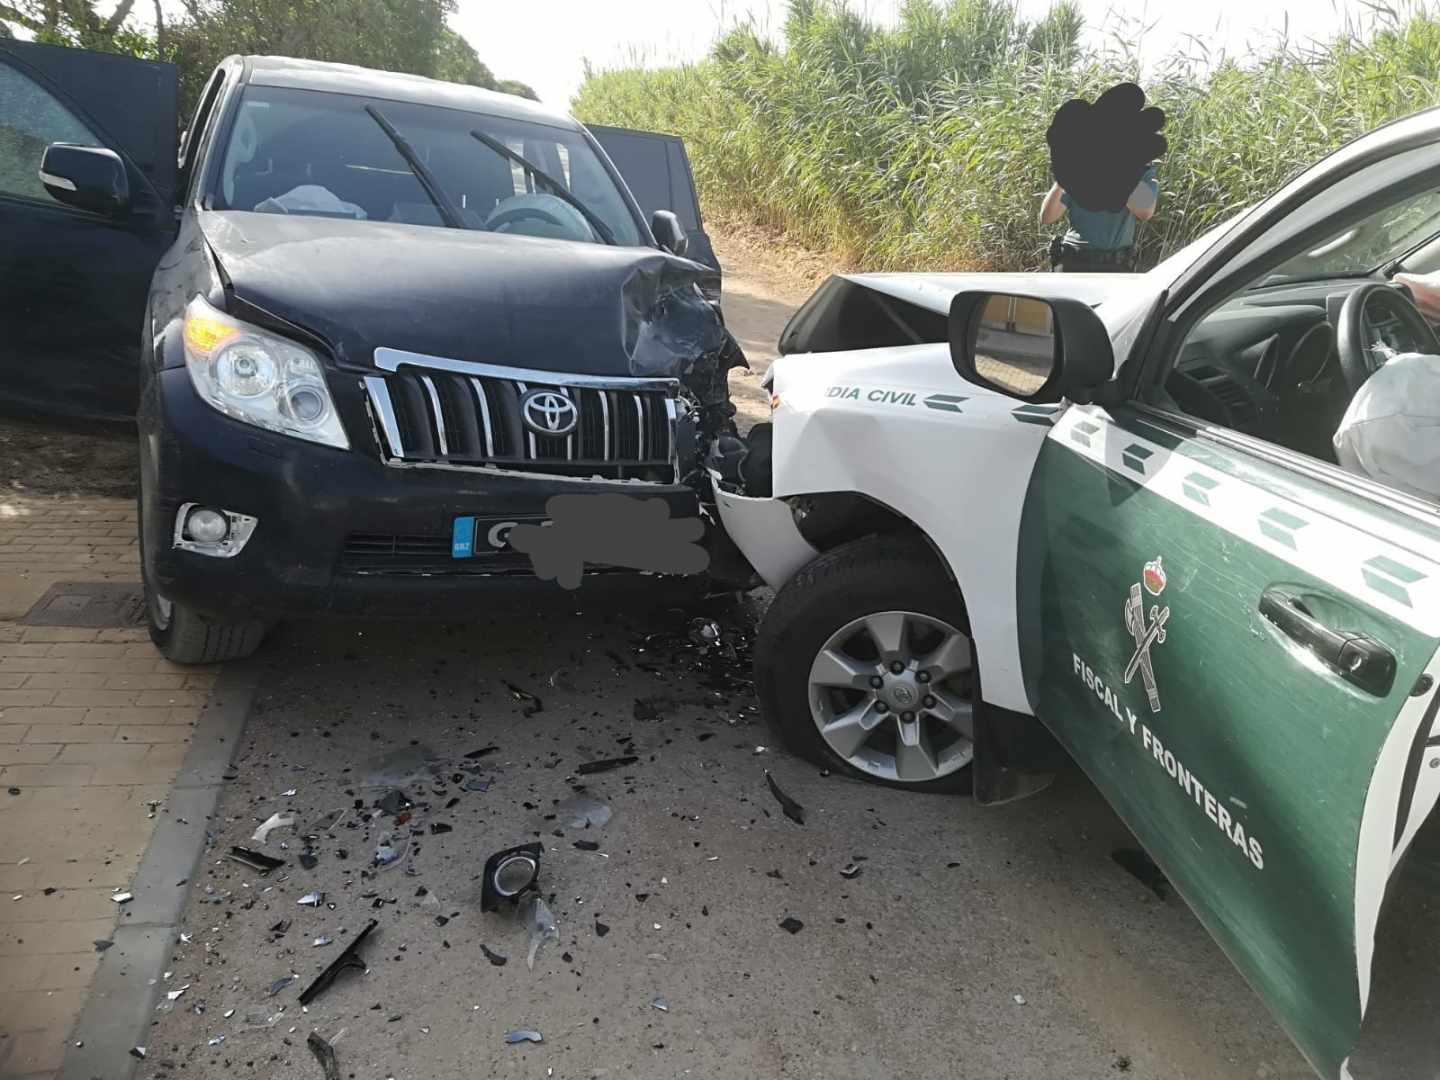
left=756, top=533, right=974, bottom=793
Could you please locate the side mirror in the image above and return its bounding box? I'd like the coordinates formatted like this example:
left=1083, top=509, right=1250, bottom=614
left=38, top=143, right=130, bottom=215
left=948, top=291, right=1114, bottom=404
left=651, top=209, right=689, bottom=257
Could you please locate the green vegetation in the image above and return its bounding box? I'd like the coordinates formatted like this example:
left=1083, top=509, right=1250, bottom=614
left=574, top=0, right=1440, bottom=271
left=0, top=0, right=536, bottom=112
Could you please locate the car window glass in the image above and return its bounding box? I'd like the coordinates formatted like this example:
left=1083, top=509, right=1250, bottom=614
left=212, top=85, right=642, bottom=246
left=1160, top=183, right=1440, bottom=508
left=0, top=61, right=103, bottom=203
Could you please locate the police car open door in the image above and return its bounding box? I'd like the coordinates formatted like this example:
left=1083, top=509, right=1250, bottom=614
left=1008, top=120, right=1440, bottom=1080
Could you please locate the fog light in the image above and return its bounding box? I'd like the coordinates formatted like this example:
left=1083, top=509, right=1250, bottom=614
left=481, top=842, right=542, bottom=911
left=172, top=503, right=258, bottom=558
left=185, top=507, right=230, bottom=544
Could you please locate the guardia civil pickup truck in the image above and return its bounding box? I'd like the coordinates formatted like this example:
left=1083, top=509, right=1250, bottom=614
left=716, top=110, right=1440, bottom=1077
left=1, top=43, right=740, bottom=663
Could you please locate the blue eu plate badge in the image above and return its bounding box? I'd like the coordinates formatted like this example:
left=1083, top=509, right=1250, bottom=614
left=451, top=516, right=476, bottom=559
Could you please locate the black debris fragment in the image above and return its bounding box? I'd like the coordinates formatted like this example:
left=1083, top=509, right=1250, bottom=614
left=481, top=944, right=508, bottom=967
left=298, top=919, right=379, bottom=1005
left=502, top=682, right=543, bottom=717
left=633, top=699, right=660, bottom=721
left=481, top=843, right=542, bottom=912
left=1111, top=848, right=1170, bottom=899
left=93, top=939, right=113, bottom=952
left=227, top=847, right=285, bottom=873
left=465, top=746, right=500, bottom=759
left=307, top=1031, right=341, bottom=1080
left=577, top=755, right=638, bottom=776
left=573, top=840, right=600, bottom=852
left=270, top=919, right=291, bottom=936
left=429, top=823, right=453, bottom=835
left=444, top=797, right=460, bottom=810
left=697, top=732, right=715, bottom=742
left=464, top=779, right=492, bottom=793
left=299, top=853, right=319, bottom=871
left=594, top=920, right=610, bottom=938
left=841, top=863, right=863, bottom=879
left=765, top=869, right=783, bottom=880
left=764, top=770, right=805, bottom=825
left=635, top=893, right=649, bottom=903
left=779, top=917, right=804, bottom=934
left=7, top=787, right=20, bottom=796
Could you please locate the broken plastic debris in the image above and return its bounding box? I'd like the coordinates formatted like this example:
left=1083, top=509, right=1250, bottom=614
left=373, top=789, right=412, bottom=817
left=840, top=863, right=862, bottom=879
left=573, top=840, right=600, bottom=852
left=299, top=919, right=378, bottom=1006
left=689, top=617, right=722, bottom=647
left=764, top=770, right=805, bottom=825
left=179, top=933, right=192, bottom=944
left=252, top=813, right=295, bottom=844
left=130, top=1046, right=146, bottom=1059
left=111, top=891, right=133, bottom=904
left=481, top=842, right=542, bottom=912
left=223, top=1008, right=235, bottom=1019
left=313, top=935, right=333, bottom=947
left=166, top=985, right=189, bottom=1001
left=208, top=1035, right=226, bottom=1047
left=556, top=796, right=611, bottom=829
left=779, top=917, right=804, bottom=934
left=463, top=778, right=492, bottom=793
left=464, top=746, right=500, bottom=759
left=279, top=788, right=298, bottom=798
left=651, top=996, right=670, bottom=1012
left=481, top=944, right=508, bottom=967
left=577, top=755, right=638, bottom=775
left=228, top=846, right=285, bottom=872
left=525, top=895, right=559, bottom=971
left=268, top=974, right=297, bottom=996
left=505, top=1029, right=543, bottom=1044
left=298, top=891, right=324, bottom=907
left=308, top=1031, right=342, bottom=1080
left=1013, top=994, right=1027, bottom=1005
left=373, top=843, right=400, bottom=868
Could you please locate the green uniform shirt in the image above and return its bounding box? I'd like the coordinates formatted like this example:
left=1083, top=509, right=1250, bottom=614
left=1061, top=166, right=1158, bottom=251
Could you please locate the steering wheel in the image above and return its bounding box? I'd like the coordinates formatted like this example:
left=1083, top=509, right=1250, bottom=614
left=1336, top=283, right=1440, bottom=396
left=484, top=194, right=593, bottom=241
left=487, top=206, right=569, bottom=231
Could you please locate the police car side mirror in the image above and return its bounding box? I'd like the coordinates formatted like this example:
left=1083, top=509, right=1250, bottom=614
left=949, top=291, right=1114, bottom=404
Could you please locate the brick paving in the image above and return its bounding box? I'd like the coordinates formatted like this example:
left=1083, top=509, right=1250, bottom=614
left=0, top=498, right=216, bottom=1079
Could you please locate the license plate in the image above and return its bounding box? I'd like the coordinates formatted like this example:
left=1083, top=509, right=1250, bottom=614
left=451, top=516, right=546, bottom=559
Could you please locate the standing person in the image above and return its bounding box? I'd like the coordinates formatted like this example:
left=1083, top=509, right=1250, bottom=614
left=1039, top=166, right=1158, bottom=272
left=1042, top=81, right=1166, bottom=272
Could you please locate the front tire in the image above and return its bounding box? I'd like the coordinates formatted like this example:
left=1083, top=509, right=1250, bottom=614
left=145, top=585, right=268, bottom=664
left=755, top=534, right=976, bottom=793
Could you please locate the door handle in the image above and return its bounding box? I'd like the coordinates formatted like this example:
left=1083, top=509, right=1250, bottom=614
left=1259, top=587, right=1396, bottom=696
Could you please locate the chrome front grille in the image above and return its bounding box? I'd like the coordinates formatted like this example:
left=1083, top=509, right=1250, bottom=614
left=362, top=348, right=678, bottom=482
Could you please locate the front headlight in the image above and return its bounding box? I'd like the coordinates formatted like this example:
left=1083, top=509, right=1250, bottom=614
left=182, top=296, right=349, bottom=449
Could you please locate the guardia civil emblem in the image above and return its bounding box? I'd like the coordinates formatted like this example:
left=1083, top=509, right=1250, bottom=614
left=1125, top=558, right=1170, bottom=714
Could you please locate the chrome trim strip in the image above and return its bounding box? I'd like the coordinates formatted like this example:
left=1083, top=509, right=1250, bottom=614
left=419, top=374, right=448, bottom=456
left=374, top=347, right=678, bottom=390
left=38, top=169, right=77, bottom=192
left=469, top=378, right=495, bottom=457
left=363, top=376, right=405, bottom=458
left=633, top=395, right=646, bottom=461
left=560, top=387, right=575, bottom=460
left=599, top=390, right=611, bottom=460
left=664, top=397, right=678, bottom=465
left=515, top=380, right=537, bottom=458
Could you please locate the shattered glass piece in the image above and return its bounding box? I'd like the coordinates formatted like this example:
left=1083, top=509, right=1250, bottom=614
left=267, top=974, right=297, bottom=996
left=505, top=1029, right=543, bottom=1044
left=251, top=813, right=295, bottom=844
left=464, top=746, right=500, bottom=759
left=763, top=770, right=805, bottom=825
left=556, top=796, right=611, bottom=829
left=298, top=892, right=324, bottom=907
left=270, top=919, right=291, bottom=935
left=311, top=809, right=346, bottom=833
left=373, top=843, right=400, bottom=868
left=633, top=698, right=660, bottom=721
left=279, top=788, right=298, bottom=798
left=778, top=917, right=804, bottom=935
left=166, top=985, right=189, bottom=1001
left=299, top=852, right=319, bottom=870
left=525, top=895, right=559, bottom=971
left=463, top=778, right=492, bottom=793
left=223, top=1009, right=235, bottom=1019
left=840, top=863, right=862, bottom=879
left=308, top=1031, right=341, bottom=1080
left=313, top=935, right=333, bottom=947
left=228, top=846, right=285, bottom=872
left=502, top=681, right=544, bottom=717
left=651, top=996, right=670, bottom=1012
left=688, top=617, right=722, bottom=648
left=208, top=1035, right=226, bottom=1047
left=130, top=1047, right=146, bottom=1059
left=111, top=891, right=133, bottom=904
left=480, top=944, right=508, bottom=967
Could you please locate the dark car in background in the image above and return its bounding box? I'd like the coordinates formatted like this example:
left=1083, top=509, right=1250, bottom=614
left=0, top=43, right=744, bottom=663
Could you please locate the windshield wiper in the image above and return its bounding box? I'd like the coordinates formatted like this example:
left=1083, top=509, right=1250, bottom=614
left=468, top=129, right=617, bottom=245
left=365, top=105, right=465, bottom=230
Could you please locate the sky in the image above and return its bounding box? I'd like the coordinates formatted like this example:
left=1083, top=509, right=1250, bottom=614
left=452, top=0, right=1379, bottom=108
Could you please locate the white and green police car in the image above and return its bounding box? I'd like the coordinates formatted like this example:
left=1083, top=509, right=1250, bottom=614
left=716, top=109, right=1440, bottom=1078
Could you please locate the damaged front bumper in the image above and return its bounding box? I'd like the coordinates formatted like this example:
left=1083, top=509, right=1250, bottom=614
left=708, top=468, right=818, bottom=588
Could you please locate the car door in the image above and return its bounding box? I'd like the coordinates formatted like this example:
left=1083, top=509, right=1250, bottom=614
left=0, top=41, right=177, bottom=420
left=1009, top=116, right=1440, bottom=1080
left=585, top=123, right=721, bottom=299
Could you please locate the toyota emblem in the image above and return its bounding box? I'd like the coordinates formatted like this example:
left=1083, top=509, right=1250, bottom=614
left=520, top=389, right=578, bottom=437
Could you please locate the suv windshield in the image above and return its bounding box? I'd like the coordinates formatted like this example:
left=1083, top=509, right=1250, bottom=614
left=211, top=85, right=642, bottom=246
left=1261, top=187, right=1440, bottom=284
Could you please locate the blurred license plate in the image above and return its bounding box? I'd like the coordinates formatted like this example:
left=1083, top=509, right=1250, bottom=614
left=451, top=516, right=546, bottom=559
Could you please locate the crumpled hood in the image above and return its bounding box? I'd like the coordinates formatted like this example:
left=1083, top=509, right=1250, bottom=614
left=199, top=210, right=730, bottom=377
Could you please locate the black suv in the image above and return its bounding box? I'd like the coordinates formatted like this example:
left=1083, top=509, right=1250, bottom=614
left=1, top=45, right=742, bottom=662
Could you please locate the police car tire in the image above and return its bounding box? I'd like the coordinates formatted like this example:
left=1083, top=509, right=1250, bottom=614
left=756, top=533, right=973, bottom=793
